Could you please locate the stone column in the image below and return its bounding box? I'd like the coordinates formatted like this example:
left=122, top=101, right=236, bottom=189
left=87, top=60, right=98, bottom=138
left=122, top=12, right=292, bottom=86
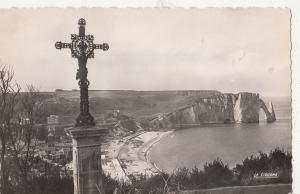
left=68, top=126, right=107, bottom=194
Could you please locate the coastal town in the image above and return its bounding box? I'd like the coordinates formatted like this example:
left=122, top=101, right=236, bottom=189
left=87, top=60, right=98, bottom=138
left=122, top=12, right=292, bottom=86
left=34, top=110, right=172, bottom=182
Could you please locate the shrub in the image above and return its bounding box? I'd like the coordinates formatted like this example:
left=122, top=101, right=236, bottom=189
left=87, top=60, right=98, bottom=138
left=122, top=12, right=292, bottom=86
left=202, top=158, right=234, bottom=188
left=233, top=148, right=292, bottom=184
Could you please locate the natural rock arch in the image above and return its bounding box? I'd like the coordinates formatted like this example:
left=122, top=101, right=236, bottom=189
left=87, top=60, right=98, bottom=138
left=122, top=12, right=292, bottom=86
left=259, top=99, right=276, bottom=123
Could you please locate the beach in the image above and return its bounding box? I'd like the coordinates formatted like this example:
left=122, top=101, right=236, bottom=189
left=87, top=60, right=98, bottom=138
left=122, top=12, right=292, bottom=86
left=102, top=130, right=172, bottom=181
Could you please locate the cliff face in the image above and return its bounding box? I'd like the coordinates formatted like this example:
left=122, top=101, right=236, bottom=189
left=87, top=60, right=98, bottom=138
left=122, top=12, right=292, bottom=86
left=149, top=92, right=276, bottom=129
left=234, top=93, right=260, bottom=123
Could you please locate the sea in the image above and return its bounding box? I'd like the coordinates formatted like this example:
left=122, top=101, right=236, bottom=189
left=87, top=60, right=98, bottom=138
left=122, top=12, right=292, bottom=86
left=149, top=96, right=292, bottom=173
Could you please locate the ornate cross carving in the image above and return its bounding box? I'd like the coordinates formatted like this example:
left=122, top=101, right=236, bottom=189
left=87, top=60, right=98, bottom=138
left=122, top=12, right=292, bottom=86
left=55, top=18, right=109, bottom=127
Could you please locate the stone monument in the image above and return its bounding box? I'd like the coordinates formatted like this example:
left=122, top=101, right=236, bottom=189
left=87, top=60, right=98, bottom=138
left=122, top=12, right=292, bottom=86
left=55, top=18, right=109, bottom=194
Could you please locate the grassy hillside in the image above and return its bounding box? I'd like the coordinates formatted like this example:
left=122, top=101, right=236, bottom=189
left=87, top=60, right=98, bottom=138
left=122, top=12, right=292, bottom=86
left=42, top=90, right=221, bottom=125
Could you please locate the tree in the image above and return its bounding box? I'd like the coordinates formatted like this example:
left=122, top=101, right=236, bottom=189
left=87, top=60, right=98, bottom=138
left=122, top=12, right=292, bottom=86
left=0, top=65, right=45, bottom=194
left=9, top=85, right=44, bottom=194
left=202, top=158, right=234, bottom=187
left=0, top=65, right=20, bottom=194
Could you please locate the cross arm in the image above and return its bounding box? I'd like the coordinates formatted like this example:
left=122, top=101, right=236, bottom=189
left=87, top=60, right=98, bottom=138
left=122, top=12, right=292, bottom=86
left=93, top=43, right=109, bottom=51
left=55, top=41, right=71, bottom=50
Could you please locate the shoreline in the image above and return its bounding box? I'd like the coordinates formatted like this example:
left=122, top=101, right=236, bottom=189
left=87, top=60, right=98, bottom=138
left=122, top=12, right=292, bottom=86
left=102, top=130, right=173, bottom=180
left=142, top=130, right=173, bottom=173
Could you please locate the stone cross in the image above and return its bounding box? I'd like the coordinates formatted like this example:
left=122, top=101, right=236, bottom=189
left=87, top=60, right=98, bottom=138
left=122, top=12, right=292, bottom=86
left=55, top=18, right=109, bottom=194
left=55, top=18, right=109, bottom=127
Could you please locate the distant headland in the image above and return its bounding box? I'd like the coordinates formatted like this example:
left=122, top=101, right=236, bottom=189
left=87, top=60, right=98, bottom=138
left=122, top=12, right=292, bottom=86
left=149, top=92, right=276, bottom=130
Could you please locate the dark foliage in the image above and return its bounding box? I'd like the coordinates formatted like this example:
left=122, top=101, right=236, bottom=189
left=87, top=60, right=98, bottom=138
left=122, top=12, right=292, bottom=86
left=234, top=148, right=292, bottom=185
left=105, top=149, right=291, bottom=193
left=3, top=149, right=291, bottom=194
left=202, top=158, right=235, bottom=188
left=26, top=176, right=73, bottom=194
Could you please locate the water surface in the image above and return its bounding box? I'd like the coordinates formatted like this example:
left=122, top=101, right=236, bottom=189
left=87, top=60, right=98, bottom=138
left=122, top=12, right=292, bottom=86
left=149, top=97, right=291, bottom=172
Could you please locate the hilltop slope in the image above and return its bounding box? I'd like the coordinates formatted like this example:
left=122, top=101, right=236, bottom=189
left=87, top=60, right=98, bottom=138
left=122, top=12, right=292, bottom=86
left=42, top=90, right=221, bottom=125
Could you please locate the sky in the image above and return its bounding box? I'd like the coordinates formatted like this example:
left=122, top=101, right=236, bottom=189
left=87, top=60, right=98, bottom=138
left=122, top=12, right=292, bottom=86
left=0, top=8, right=291, bottom=96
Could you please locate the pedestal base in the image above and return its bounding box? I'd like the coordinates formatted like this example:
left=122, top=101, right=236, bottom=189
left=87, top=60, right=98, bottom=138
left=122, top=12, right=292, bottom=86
left=68, top=126, right=107, bottom=194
